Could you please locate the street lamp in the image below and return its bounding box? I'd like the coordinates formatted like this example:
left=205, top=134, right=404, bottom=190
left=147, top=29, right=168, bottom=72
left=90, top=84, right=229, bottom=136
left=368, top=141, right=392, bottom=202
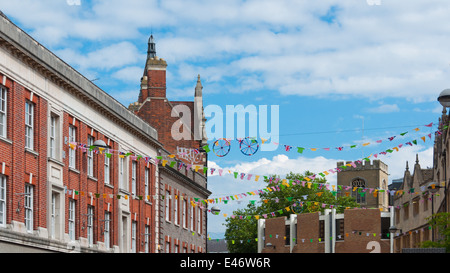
left=93, top=139, right=108, bottom=149
left=438, top=89, right=450, bottom=108
left=438, top=89, right=449, bottom=213
left=210, top=206, right=220, bottom=215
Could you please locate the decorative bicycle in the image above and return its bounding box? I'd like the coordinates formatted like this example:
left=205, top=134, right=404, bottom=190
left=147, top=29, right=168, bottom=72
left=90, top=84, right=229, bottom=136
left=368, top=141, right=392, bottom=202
left=239, top=137, right=259, bottom=156
left=211, top=137, right=260, bottom=157
left=212, top=138, right=231, bottom=157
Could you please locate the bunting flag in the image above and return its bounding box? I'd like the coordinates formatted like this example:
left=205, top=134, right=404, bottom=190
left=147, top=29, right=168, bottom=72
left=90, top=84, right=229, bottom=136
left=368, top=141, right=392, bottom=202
left=66, top=123, right=446, bottom=208
left=202, top=122, right=441, bottom=157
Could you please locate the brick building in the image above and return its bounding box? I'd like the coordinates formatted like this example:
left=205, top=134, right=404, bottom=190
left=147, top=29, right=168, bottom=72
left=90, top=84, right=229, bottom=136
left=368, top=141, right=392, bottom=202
left=0, top=12, right=166, bottom=252
left=258, top=208, right=393, bottom=253
left=128, top=35, right=210, bottom=253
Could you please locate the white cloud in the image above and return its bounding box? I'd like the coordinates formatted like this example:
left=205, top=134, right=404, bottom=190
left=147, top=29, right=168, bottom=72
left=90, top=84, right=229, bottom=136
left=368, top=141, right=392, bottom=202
left=367, top=104, right=400, bottom=113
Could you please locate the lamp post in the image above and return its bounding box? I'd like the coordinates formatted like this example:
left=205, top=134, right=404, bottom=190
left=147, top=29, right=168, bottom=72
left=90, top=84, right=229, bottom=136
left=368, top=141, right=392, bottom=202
left=438, top=89, right=449, bottom=214
left=427, top=182, right=441, bottom=242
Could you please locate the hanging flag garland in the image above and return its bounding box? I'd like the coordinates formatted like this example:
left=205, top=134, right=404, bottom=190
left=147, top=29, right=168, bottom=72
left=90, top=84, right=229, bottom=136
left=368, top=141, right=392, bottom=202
left=66, top=123, right=446, bottom=208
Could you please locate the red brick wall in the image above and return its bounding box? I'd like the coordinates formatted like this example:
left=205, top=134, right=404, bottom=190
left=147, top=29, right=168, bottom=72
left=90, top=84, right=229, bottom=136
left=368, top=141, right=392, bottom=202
left=0, top=73, right=48, bottom=230
left=0, top=71, right=158, bottom=251
left=262, top=216, right=290, bottom=253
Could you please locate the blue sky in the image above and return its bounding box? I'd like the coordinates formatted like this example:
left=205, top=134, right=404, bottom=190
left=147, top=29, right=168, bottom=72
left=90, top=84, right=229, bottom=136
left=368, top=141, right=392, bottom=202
left=1, top=0, right=449, bottom=239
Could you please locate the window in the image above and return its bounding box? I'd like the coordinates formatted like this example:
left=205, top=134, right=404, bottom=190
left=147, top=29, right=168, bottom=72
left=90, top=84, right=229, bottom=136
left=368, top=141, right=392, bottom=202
left=319, top=219, right=325, bottom=241
left=24, top=184, right=33, bottom=232
left=49, top=116, right=56, bottom=159
left=68, top=125, right=76, bottom=168
left=50, top=193, right=56, bottom=239
left=0, top=175, right=6, bottom=227
left=144, top=225, right=150, bottom=253
left=144, top=167, right=149, bottom=200
left=131, top=221, right=136, bottom=253
left=131, top=161, right=136, bottom=195
left=87, top=206, right=94, bottom=246
left=87, top=136, right=94, bottom=177
left=69, top=199, right=76, bottom=241
left=165, top=190, right=170, bottom=222
left=413, top=197, right=420, bottom=217
left=25, top=101, right=34, bottom=149
left=285, top=225, right=290, bottom=245
left=104, top=151, right=110, bottom=184
left=336, top=218, right=344, bottom=241
left=119, top=155, right=125, bottom=189
left=0, top=86, right=7, bottom=138
left=197, top=207, right=201, bottom=234
left=174, top=194, right=178, bottom=225
left=381, top=217, right=390, bottom=239
left=183, top=198, right=187, bottom=228
left=190, top=204, right=194, bottom=230
left=166, top=240, right=170, bottom=253
left=104, top=211, right=111, bottom=249
left=351, top=178, right=366, bottom=204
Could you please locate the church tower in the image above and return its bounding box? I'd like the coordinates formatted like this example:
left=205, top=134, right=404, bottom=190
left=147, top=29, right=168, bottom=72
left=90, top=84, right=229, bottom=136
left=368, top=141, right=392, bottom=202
left=337, top=160, right=389, bottom=211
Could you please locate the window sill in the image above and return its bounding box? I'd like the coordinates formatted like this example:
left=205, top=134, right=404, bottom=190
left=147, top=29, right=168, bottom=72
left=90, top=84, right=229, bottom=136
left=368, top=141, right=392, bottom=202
left=87, top=175, right=97, bottom=182
left=25, top=148, right=39, bottom=157
left=48, top=157, right=64, bottom=167
left=0, top=136, right=12, bottom=145
left=69, top=167, right=80, bottom=174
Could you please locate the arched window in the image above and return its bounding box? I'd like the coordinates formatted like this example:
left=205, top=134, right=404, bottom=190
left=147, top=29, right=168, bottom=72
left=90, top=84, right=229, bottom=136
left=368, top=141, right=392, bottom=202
left=351, top=178, right=366, bottom=204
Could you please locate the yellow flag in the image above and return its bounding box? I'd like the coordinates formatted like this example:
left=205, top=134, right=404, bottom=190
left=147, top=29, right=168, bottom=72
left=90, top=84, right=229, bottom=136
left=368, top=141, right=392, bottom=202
left=363, top=142, right=370, bottom=146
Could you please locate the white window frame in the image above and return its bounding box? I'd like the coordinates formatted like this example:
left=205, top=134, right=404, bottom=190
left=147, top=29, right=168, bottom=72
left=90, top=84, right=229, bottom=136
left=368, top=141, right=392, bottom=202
left=87, top=205, right=94, bottom=246
left=183, top=199, right=187, bottom=229
left=69, top=199, right=75, bottom=241
left=49, top=115, right=56, bottom=159
left=24, top=184, right=33, bottom=232
left=50, top=193, right=56, bottom=239
left=0, top=175, right=6, bottom=227
left=165, top=190, right=170, bottom=222
left=144, top=167, right=149, bottom=199
left=0, top=86, right=7, bottom=138
left=104, top=211, right=111, bottom=249
left=25, top=101, right=34, bottom=150
left=68, top=125, right=76, bottom=169
left=131, top=220, right=136, bottom=253
left=144, top=225, right=150, bottom=253
left=87, top=136, right=94, bottom=177
left=197, top=206, right=201, bottom=234
left=131, top=161, right=136, bottom=195
left=104, top=151, right=110, bottom=184
left=174, top=194, right=178, bottom=225
left=119, top=155, right=124, bottom=189
left=190, top=203, right=194, bottom=231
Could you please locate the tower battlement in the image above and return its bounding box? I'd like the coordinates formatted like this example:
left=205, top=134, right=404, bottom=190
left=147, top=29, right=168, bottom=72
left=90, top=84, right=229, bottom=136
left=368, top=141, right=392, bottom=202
left=337, top=159, right=388, bottom=174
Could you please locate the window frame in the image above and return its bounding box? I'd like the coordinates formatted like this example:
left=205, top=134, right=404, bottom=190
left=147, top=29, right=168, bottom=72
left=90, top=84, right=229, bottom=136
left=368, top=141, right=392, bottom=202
left=0, top=86, right=7, bottom=138
left=68, top=125, right=76, bottom=169
left=25, top=100, right=34, bottom=150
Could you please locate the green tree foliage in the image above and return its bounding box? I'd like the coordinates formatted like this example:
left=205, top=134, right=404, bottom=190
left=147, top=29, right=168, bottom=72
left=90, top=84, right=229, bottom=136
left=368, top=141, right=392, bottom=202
left=223, top=171, right=360, bottom=253
left=420, top=212, right=450, bottom=252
